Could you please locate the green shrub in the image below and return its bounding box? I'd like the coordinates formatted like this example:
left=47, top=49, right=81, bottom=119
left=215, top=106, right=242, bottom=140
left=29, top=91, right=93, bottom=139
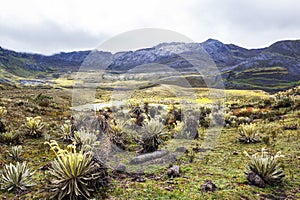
left=173, top=121, right=184, bottom=135
left=224, top=113, right=238, bottom=127
left=0, top=162, right=35, bottom=192
left=274, top=94, right=292, bottom=108
left=237, top=116, right=251, bottom=125
left=108, top=120, right=139, bottom=151
left=34, top=93, right=53, bottom=107
left=261, top=124, right=282, bottom=142
left=108, top=123, right=127, bottom=150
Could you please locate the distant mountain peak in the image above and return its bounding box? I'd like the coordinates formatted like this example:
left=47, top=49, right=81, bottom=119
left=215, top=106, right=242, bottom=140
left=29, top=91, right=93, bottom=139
left=201, top=39, right=228, bottom=52
left=204, top=38, right=222, bottom=43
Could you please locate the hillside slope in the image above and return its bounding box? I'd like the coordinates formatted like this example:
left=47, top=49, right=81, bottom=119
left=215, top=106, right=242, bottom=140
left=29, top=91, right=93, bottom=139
left=0, top=39, right=300, bottom=91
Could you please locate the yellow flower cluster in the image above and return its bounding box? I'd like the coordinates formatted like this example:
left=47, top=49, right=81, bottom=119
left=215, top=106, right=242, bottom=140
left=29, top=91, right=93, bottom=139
left=44, top=140, right=85, bottom=163
left=244, top=148, right=284, bottom=159
left=26, top=116, right=42, bottom=129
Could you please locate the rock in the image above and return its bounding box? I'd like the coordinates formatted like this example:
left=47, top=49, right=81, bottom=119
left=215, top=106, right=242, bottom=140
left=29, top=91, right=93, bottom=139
left=175, top=146, right=188, bottom=153
left=200, top=180, right=218, bottom=192
left=246, top=171, right=266, bottom=188
left=283, top=124, right=298, bottom=130
left=192, top=147, right=208, bottom=153
left=15, top=100, right=24, bottom=106
left=39, top=163, right=51, bottom=171
left=130, top=150, right=169, bottom=165
left=0, top=120, right=6, bottom=133
left=115, top=163, right=126, bottom=172
left=143, top=153, right=177, bottom=165
left=167, top=165, right=180, bottom=178
left=233, top=150, right=238, bottom=155
left=131, top=176, right=146, bottom=182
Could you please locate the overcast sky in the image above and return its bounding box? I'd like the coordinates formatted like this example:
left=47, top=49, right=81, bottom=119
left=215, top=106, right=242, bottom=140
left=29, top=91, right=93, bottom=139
left=0, top=0, right=299, bottom=55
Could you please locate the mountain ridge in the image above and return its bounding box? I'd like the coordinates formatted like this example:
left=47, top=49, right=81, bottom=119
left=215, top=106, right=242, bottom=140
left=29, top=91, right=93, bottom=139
left=0, top=38, right=300, bottom=91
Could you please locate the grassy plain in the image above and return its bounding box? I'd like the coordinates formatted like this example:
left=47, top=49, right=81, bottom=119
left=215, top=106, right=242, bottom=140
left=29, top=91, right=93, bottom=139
left=0, top=81, right=299, bottom=199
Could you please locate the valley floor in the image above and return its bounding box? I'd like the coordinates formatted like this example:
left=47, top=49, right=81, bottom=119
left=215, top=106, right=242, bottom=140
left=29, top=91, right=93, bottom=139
left=0, top=87, right=299, bottom=199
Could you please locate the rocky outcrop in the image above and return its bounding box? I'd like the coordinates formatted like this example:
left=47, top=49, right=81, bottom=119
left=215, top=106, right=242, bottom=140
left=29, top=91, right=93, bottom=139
left=129, top=150, right=169, bottom=164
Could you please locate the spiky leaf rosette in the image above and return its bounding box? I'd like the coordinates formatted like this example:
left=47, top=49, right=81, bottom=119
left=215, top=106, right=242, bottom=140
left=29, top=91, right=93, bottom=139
left=8, top=145, right=23, bottom=161
left=61, top=123, right=72, bottom=142
left=45, top=140, right=105, bottom=200
left=74, top=129, right=99, bottom=152
left=0, top=106, right=7, bottom=133
left=108, top=121, right=131, bottom=150
left=25, top=116, right=44, bottom=137
left=142, top=119, right=166, bottom=153
left=0, top=162, right=35, bottom=192
left=238, top=123, right=260, bottom=143
left=0, top=131, right=22, bottom=145
left=244, top=148, right=285, bottom=186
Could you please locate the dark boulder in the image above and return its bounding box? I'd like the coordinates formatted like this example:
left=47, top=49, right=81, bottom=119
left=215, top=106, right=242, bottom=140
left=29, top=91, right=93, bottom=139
left=167, top=165, right=180, bottom=178
left=246, top=171, right=266, bottom=188
left=200, top=180, right=218, bottom=192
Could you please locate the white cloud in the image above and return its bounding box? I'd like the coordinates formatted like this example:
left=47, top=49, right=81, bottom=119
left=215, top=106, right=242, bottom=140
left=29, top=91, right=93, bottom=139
left=0, top=0, right=299, bottom=54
